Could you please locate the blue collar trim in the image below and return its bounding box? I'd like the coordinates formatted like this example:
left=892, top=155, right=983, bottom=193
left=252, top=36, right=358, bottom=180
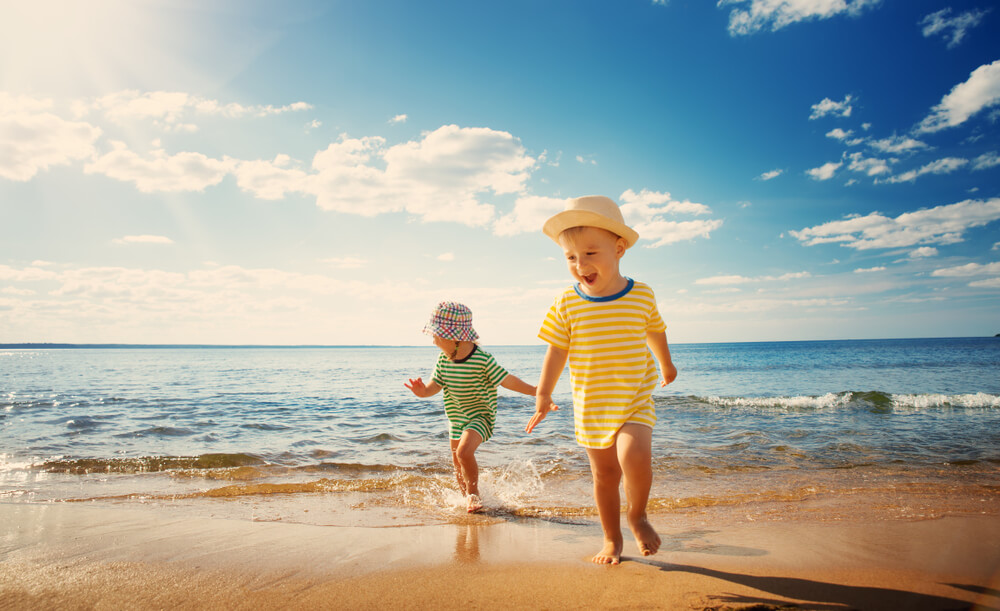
left=574, top=277, right=634, bottom=302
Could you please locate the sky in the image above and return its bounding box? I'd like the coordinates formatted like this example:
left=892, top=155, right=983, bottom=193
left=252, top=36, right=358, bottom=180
left=1, top=0, right=998, bottom=346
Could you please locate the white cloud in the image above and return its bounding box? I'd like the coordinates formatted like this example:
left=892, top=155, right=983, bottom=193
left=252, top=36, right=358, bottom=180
left=758, top=168, right=783, bottom=180
left=389, top=114, right=407, bottom=124
left=237, top=125, right=537, bottom=227
left=0, top=92, right=55, bottom=113
left=631, top=219, right=724, bottom=248
left=931, top=261, right=1000, bottom=277
left=882, top=157, right=968, bottom=184
left=496, top=190, right=723, bottom=248
left=810, top=95, right=854, bottom=119
left=79, top=90, right=312, bottom=128
left=969, top=277, right=1000, bottom=288
left=791, top=197, right=1000, bottom=250
left=854, top=266, right=885, bottom=273
left=233, top=155, right=309, bottom=200
left=721, top=0, right=881, bottom=35
left=619, top=189, right=722, bottom=247
left=920, top=8, right=991, bottom=49
left=826, top=128, right=853, bottom=141
left=437, top=253, right=455, bottom=262
left=807, top=161, right=842, bottom=180
left=846, top=152, right=893, bottom=176
left=0, top=94, right=102, bottom=181
left=868, top=135, right=928, bottom=154
left=917, top=60, right=1000, bottom=133
left=112, top=235, right=174, bottom=245
left=696, top=271, right=810, bottom=285
left=493, top=195, right=568, bottom=237
left=575, top=155, right=597, bottom=165
left=320, top=257, right=366, bottom=269
left=85, top=142, right=235, bottom=192
left=619, top=188, right=711, bottom=218
left=973, top=151, right=1000, bottom=170
left=909, top=247, right=938, bottom=258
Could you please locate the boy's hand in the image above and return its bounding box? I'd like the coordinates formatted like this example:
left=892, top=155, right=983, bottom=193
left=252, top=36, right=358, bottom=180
left=660, top=361, right=678, bottom=387
left=525, top=394, right=559, bottom=434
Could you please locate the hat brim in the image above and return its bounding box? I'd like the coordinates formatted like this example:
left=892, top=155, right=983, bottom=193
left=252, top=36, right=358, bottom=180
left=543, top=210, right=639, bottom=249
left=422, top=322, right=479, bottom=343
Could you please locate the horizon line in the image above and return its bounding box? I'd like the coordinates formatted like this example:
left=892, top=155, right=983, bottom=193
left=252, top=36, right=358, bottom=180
left=1, top=336, right=996, bottom=350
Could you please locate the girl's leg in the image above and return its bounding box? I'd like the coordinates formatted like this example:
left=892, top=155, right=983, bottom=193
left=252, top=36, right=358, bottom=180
left=455, top=429, right=483, bottom=511
left=585, top=445, right=624, bottom=564
left=449, top=438, right=467, bottom=495
left=616, top=423, right=660, bottom=556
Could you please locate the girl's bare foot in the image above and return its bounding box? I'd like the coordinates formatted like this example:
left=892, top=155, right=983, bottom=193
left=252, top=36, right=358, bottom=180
left=466, top=494, right=483, bottom=513
left=592, top=538, right=623, bottom=565
left=629, top=516, right=661, bottom=556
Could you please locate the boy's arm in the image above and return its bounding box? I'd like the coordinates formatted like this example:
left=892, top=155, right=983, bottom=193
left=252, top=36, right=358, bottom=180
left=525, top=344, right=568, bottom=433
left=404, top=377, right=442, bottom=398
left=647, top=330, right=678, bottom=387
left=500, top=374, right=536, bottom=397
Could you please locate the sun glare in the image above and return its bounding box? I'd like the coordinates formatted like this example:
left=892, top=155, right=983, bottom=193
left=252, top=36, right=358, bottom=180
left=0, top=0, right=178, bottom=95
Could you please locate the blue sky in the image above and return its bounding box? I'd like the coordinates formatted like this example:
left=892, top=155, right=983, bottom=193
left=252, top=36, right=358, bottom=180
left=1, top=0, right=998, bottom=345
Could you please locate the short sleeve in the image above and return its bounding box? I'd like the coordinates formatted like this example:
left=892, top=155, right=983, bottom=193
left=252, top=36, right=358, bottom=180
left=482, top=353, right=509, bottom=387
left=647, top=300, right=667, bottom=333
left=430, top=355, right=446, bottom=387
left=537, top=297, right=570, bottom=350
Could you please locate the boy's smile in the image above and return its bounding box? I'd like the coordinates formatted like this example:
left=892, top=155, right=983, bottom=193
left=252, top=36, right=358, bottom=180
left=557, top=226, right=628, bottom=298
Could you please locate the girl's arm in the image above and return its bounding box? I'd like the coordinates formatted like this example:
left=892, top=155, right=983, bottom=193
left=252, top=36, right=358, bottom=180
left=647, top=330, right=677, bottom=387
left=500, top=374, right=536, bottom=397
left=404, top=377, right=442, bottom=398
left=525, top=344, right=568, bottom=433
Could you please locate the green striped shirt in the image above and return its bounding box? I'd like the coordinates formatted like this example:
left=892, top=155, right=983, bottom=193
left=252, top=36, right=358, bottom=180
left=432, top=346, right=509, bottom=441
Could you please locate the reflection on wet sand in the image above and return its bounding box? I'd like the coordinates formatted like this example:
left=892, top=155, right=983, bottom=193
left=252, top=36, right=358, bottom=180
left=454, top=525, right=481, bottom=563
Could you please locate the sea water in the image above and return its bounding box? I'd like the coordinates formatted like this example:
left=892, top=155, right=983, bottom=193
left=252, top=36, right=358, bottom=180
left=2, top=338, right=998, bottom=526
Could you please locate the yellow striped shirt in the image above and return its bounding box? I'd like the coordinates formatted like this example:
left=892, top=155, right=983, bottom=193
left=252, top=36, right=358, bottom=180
left=538, top=278, right=666, bottom=449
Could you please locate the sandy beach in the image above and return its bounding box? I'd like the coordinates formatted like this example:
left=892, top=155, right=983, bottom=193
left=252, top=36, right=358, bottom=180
left=2, top=501, right=998, bottom=610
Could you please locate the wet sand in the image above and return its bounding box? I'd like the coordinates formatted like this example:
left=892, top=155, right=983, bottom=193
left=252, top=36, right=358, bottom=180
left=1, top=502, right=999, bottom=610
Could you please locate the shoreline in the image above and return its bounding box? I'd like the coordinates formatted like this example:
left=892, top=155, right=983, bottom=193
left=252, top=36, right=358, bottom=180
left=2, top=502, right=998, bottom=610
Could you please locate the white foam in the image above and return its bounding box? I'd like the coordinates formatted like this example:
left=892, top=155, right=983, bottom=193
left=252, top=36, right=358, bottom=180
left=891, top=392, right=1000, bottom=408
left=706, top=392, right=853, bottom=410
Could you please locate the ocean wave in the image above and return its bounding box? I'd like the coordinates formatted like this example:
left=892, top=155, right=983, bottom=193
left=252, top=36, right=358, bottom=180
left=699, top=391, right=1000, bottom=411
left=36, top=453, right=264, bottom=474
left=891, top=392, right=1000, bottom=409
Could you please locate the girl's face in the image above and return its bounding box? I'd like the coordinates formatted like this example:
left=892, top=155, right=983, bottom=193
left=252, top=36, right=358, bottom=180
left=557, top=226, right=627, bottom=298
left=432, top=334, right=455, bottom=354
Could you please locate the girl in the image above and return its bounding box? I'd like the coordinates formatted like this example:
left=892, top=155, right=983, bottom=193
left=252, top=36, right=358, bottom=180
left=405, top=301, right=536, bottom=512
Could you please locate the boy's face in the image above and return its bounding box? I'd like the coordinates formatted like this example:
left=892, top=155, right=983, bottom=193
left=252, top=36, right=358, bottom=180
left=557, top=226, right=627, bottom=298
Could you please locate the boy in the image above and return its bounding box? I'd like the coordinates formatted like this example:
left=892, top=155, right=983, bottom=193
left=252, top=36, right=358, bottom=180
left=525, top=195, right=677, bottom=564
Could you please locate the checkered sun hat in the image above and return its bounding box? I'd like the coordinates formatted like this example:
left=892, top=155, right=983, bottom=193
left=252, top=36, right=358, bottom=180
left=422, top=301, right=479, bottom=343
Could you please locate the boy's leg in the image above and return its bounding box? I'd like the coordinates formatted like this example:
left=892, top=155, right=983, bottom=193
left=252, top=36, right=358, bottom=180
left=585, top=445, right=624, bottom=564
left=455, top=429, right=483, bottom=509
left=617, top=423, right=661, bottom=556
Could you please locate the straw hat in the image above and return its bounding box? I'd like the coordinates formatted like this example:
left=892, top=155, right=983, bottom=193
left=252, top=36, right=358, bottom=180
left=542, top=195, right=639, bottom=249
left=422, top=301, right=480, bottom=343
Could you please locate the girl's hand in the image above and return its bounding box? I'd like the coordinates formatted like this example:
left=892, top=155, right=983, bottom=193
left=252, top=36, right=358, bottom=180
left=525, top=394, right=559, bottom=434
left=405, top=377, right=429, bottom=397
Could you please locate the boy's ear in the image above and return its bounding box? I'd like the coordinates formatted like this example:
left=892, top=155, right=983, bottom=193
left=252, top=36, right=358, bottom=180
left=615, top=237, right=627, bottom=258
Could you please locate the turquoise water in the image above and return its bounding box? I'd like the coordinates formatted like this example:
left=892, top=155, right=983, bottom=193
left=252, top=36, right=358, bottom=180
left=2, top=338, right=998, bottom=525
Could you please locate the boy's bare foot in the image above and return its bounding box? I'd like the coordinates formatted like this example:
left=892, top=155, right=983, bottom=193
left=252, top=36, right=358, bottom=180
left=466, top=494, right=483, bottom=513
left=592, top=538, right=623, bottom=565
left=629, top=516, right=661, bottom=556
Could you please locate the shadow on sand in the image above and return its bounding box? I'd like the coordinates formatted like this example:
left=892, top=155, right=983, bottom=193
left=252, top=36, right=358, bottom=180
left=630, top=557, right=996, bottom=611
